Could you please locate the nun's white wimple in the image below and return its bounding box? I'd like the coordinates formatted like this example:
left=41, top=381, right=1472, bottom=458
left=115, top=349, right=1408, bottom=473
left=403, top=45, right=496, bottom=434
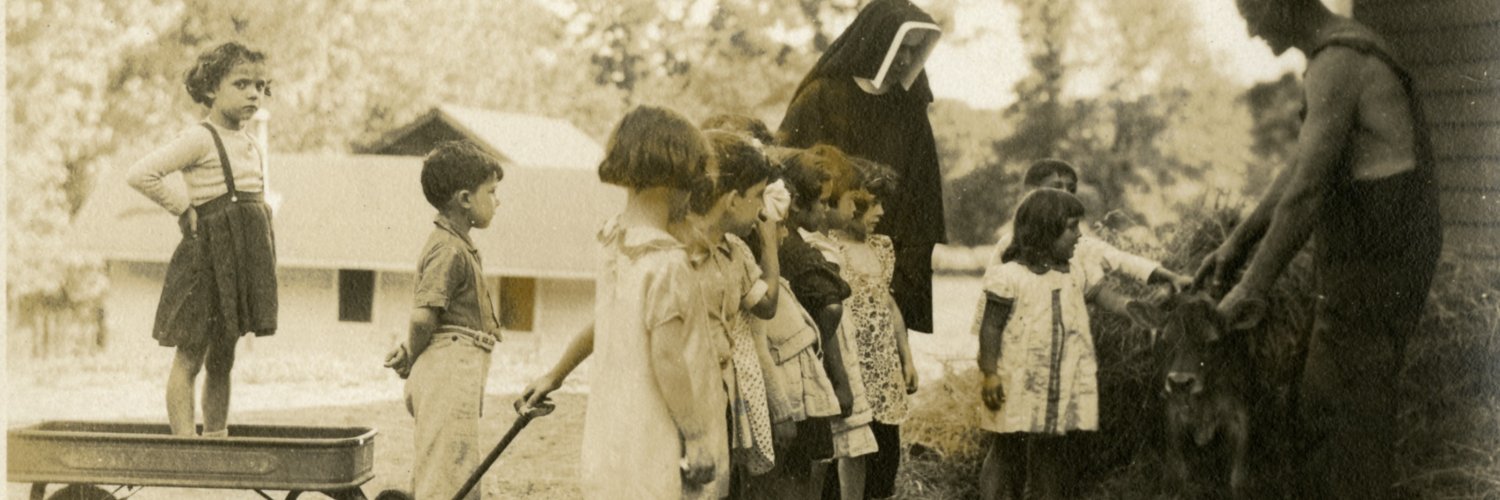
left=869, top=21, right=942, bottom=91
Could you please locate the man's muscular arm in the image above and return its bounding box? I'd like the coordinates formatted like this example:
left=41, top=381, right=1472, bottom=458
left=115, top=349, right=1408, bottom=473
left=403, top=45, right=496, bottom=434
left=1195, top=158, right=1297, bottom=291
left=1220, top=48, right=1364, bottom=314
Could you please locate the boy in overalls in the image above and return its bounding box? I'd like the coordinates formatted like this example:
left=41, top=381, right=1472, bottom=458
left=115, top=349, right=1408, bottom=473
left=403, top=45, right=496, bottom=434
left=386, top=140, right=506, bottom=499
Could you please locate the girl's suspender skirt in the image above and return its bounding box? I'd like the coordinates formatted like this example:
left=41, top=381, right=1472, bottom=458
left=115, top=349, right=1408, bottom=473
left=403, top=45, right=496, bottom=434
left=152, top=123, right=278, bottom=346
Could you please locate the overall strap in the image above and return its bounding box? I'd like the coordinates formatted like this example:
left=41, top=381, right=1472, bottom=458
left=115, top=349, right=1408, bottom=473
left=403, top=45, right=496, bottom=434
left=1310, top=35, right=1413, bottom=84
left=201, top=122, right=238, bottom=202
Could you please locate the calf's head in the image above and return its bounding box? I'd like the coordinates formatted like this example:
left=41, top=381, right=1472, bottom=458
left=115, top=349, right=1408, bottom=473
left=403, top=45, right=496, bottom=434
left=1127, top=292, right=1264, bottom=398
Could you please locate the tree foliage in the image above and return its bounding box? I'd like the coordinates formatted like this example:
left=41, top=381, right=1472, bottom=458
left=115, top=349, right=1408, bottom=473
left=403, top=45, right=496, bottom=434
left=9, top=0, right=1263, bottom=354
left=944, top=0, right=1258, bottom=246
left=1239, top=72, right=1302, bottom=195
left=6, top=0, right=948, bottom=355
left=7, top=0, right=176, bottom=355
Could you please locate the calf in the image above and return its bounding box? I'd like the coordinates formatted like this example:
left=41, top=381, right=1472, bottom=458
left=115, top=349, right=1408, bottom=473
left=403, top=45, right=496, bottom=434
left=1128, top=292, right=1264, bottom=499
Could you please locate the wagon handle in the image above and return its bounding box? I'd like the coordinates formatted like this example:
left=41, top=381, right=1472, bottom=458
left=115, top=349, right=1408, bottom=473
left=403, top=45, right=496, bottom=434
left=449, top=400, right=556, bottom=500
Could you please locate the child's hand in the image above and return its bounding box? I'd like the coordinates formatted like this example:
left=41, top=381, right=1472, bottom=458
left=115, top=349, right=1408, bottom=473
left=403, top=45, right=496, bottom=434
left=834, top=383, right=855, bottom=417
left=383, top=343, right=411, bottom=379
left=515, top=375, right=561, bottom=415
left=178, top=207, right=199, bottom=238
left=680, top=435, right=717, bottom=486
left=773, top=420, right=798, bottom=444
left=903, top=363, right=919, bottom=395
left=981, top=372, right=1006, bottom=410
left=1165, top=271, right=1192, bottom=293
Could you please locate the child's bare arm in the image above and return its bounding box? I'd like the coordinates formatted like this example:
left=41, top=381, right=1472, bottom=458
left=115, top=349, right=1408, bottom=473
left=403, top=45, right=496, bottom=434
left=1090, top=286, right=1133, bottom=316
left=648, top=317, right=714, bottom=483
left=745, top=221, right=782, bottom=319
left=408, top=306, right=440, bottom=360
left=978, top=293, right=1013, bottom=410
left=1147, top=267, right=1192, bottom=291
left=889, top=293, right=917, bottom=394
left=547, top=322, right=596, bottom=382
left=389, top=306, right=441, bottom=378
left=519, top=322, right=595, bottom=409
left=649, top=317, right=707, bottom=438
left=816, top=303, right=855, bottom=416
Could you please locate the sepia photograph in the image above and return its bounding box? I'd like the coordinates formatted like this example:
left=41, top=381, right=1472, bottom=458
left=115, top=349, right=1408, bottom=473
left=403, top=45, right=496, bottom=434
left=6, top=0, right=1498, bottom=498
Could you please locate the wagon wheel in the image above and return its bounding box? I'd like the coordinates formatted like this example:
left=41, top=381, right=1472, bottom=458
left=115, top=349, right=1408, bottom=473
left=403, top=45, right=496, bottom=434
left=372, top=489, right=413, bottom=500
left=284, top=489, right=371, bottom=500
left=45, top=485, right=117, bottom=500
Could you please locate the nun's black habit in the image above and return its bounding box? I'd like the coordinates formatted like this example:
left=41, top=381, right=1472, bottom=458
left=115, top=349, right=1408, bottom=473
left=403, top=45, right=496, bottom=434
left=778, top=0, right=944, bottom=333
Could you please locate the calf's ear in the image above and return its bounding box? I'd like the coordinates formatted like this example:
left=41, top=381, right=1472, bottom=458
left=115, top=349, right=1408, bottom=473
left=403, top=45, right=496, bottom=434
left=1125, top=299, right=1166, bottom=331
left=1226, top=297, right=1267, bottom=331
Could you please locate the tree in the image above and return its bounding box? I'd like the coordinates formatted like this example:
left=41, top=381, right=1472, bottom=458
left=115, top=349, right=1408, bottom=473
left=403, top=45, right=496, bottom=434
left=555, top=0, right=959, bottom=125
left=943, top=0, right=1258, bottom=245
left=1239, top=72, right=1302, bottom=196
left=945, top=0, right=1078, bottom=245
left=7, top=0, right=177, bottom=356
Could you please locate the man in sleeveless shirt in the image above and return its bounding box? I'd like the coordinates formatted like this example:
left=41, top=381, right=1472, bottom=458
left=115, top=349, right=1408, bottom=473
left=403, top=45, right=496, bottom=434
left=1197, top=1, right=1442, bottom=498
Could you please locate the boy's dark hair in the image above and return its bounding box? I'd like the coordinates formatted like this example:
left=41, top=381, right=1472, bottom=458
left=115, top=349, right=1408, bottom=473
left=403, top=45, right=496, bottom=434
left=849, top=156, right=900, bottom=215
left=1002, top=188, right=1086, bottom=266
left=691, top=130, right=776, bottom=214
left=185, top=42, right=268, bottom=106
left=701, top=114, right=775, bottom=146
left=771, top=147, right=829, bottom=213
left=598, top=106, right=711, bottom=191
left=421, top=141, right=505, bottom=209
left=1022, top=159, right=1079, bottom=189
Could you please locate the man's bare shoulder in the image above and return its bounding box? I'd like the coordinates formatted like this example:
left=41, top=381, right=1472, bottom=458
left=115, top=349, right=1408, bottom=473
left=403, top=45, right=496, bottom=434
left=1304, top=20, right=1401, bottom=88
left=1305, top=45, right=1366, bottom=82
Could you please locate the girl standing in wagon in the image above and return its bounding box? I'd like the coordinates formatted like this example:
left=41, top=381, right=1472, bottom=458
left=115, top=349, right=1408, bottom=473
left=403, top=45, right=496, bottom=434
left=975, top=189, right=1098, bottom=500
left=127, top=41, right=277, bottom=438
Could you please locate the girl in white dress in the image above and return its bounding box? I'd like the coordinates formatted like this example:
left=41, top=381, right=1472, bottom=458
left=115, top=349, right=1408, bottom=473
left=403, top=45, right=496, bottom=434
left=975, top=188, right=1095, bottom=500
left=582, top=106, right=726, bottom=500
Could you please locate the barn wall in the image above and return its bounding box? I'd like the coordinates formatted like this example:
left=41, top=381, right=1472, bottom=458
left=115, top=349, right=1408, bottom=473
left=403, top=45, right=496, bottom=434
left=1357, top=0, right=1500, bottom=260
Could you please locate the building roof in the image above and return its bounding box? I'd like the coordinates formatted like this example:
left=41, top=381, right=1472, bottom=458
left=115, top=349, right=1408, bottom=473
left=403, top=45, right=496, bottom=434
left=71, top=153, right=624, bottom=279
left=360, top=105, right=605, bottom=170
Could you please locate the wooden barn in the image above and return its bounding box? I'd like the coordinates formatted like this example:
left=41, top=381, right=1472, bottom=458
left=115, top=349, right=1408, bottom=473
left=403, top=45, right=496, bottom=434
left=1355, top=0, right=1500, bottom=260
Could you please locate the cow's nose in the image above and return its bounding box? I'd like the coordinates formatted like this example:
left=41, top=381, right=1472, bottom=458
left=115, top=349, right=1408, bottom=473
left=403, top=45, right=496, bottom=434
left=1166, top=372, right=1198, bottom=394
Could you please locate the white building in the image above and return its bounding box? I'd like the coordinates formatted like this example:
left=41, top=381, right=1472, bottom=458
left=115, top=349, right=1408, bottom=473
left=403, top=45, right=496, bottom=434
left=73, top=106, right=621, bottom=356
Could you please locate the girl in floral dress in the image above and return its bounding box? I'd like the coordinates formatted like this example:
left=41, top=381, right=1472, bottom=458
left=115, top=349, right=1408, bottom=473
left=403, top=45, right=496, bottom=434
left=827, top=158, right=915, bottom=500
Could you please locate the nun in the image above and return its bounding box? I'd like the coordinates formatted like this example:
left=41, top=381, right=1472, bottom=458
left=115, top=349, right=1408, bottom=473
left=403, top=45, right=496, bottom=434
left=778, top=2, right=942, bottom=498
left=777, top=0, right=943, bottom=341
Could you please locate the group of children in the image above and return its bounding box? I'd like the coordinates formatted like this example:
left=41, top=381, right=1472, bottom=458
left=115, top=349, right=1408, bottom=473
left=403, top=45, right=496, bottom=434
left=131, top=41, right=1191, bottom=500
left=503, top=107, right=920, bottom=500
